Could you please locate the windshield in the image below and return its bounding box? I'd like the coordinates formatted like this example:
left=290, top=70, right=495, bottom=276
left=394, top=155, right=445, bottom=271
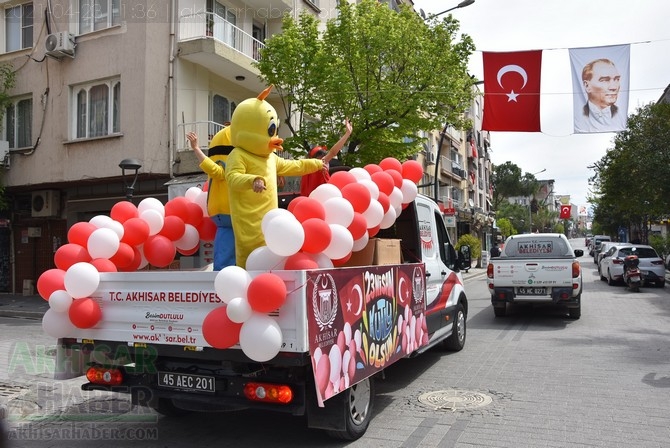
left=618, top=247, right=658, bottom=258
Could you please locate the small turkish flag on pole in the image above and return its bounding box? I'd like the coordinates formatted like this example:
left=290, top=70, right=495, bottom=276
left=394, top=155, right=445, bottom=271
left=559, top=205, right=572, bottom=220
left=482, top=50, right=543, bottom=132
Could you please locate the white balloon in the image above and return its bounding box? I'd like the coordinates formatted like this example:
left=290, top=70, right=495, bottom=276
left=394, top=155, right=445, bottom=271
left=101, top=219, right=125, bottom=240
left=357, top=179, right=380, bottom=200
left=140, top=209, right=165, bottom=236
left=246, top=246, right=287, bottom=271
left=65, top=262, right=101, bottom=299
left=185, top=187, right=202, bottom=203
left=352, top=233, right=370, bottom=252
left=48, top=290, right=73, bottom=313
left=87, top=227, right=120, bottom=259
left=138, top=197, right=165, bottom=217
left=239, top=313, right=283, bottom=362
left=136, top=244, right=149, bottom=270
left=312, top=252, right=334, bottom=269
left=362, top=200, right=384, bottom=228
left=89, top=215, right=114, bottom=229
left=309, top=183, right=342, bottom=204
left=42, top=308, right=77, bottom=338
left=323, top=224, right=354, bottom=260
left=215, top=266, right=252, bottom=304
left=176, top=224, right=200, bottom=250
left=328, top=344, right=342, bottom=384
left=380, top=206, right=397, bottom=230
left=349, top=167, right=372, bottom=181
left=400, top=179, right=418, bottom=204
left=323, top=197, right=354, bottom=227
left=389, top=186, right=404, bottom=210
left=261, top=208, right=293, bottom=236
left=264, top=215, right=304, bottom=257
left=226, top=297, right=253, bottom=323
left=195, top=190, right=209, bottom=216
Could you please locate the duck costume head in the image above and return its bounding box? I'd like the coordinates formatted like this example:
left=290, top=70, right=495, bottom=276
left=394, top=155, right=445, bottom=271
left=225, top=85, right=326, bottom=268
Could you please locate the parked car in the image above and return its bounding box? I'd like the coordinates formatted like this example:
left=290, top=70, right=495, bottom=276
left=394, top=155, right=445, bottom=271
left=589, top=235, right=611, bottom=258
left=585, top=234, right=593, bottom=247
left=600, top=245, right=665, bottom=287
left=597, top=242, right=630, bottom=276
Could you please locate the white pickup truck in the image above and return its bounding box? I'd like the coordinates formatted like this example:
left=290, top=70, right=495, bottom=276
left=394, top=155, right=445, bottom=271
left=486, top=233, right=584, bottom=319
left=55, top=194, right=471, bottom=441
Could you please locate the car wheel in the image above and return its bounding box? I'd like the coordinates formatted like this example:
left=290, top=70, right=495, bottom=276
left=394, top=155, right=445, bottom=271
left=568, top=303, right=581, bottom=320
left=656, top=280, right=665, bottom=288
left=493, top=304, right=506, bottom=317
left=325, top=376, right=374, bottom=441
left=443, top=303, right=466, bottom=351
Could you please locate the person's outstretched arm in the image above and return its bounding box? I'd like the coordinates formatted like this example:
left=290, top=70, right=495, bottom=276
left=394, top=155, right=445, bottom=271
left=323, top=119, right=352, bottom=164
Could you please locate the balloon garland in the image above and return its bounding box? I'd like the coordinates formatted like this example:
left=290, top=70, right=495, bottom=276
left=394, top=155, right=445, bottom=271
left=39, top=158, right=424, bottom=364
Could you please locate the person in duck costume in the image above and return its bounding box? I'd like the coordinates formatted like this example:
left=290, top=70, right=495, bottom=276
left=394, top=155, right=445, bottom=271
left=225, top=85, right=326, bottom=268
left=186, top=126, right=235, bottom=269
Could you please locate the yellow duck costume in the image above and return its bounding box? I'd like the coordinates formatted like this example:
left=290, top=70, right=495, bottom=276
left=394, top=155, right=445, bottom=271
left=198, top=126, right=235, bottom=269
left=225, top=86, right=325, bottom=268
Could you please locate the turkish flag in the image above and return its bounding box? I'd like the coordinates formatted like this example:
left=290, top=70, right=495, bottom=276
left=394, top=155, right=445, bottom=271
left=559, top=205, right=572, bottom=219
left=482, top=50, right=542, bottom=132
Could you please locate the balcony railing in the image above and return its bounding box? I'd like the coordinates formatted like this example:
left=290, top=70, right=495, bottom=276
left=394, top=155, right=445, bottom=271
left=179, top=12, right=265, bottom=61
left=176, top=121, right=225, bottom=152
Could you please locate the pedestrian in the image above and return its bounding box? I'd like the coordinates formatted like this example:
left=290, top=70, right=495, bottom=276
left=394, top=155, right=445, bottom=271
left=490, top=242, right=501, bottom=258
left=300, top=119, right=352, bottom=197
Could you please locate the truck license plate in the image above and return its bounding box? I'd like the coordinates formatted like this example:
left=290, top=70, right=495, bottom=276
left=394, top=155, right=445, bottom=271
left=158, top=372, right=216, bottom=393
left=517, top=287, right=546, bottom=295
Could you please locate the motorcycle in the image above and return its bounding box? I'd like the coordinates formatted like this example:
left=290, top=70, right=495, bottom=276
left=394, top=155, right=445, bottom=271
left=623, top=255, right=642, bottom=292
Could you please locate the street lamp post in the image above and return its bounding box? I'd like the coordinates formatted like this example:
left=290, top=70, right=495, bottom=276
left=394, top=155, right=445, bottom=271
left=119, top=158, right=142, bottom=202
left=425, top=0, right=475, bottom=20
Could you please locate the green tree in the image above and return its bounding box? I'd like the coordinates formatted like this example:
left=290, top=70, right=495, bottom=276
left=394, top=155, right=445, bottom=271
left=0, top=62, right=17, bottom=211
left=255, top=0, right=476, bottom=165
left=491, top=162, right=541, bottom=210
left=495, top=217, right=516, bottom=239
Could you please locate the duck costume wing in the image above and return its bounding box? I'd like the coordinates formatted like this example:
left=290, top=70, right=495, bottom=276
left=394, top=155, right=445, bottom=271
left=225, top=85, right=324, bottom=268
left=199, top=126, right=232, bottom=216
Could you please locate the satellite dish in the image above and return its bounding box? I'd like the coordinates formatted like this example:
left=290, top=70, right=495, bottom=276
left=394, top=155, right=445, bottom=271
left=468, top=198, right=475, bottom=207
left=419, top=8, right=427, bottom=20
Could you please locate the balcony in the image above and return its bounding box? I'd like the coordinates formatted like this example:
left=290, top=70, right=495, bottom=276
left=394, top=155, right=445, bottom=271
left=439, top=156, right=465, bottom=180
left=173, top=121, right=226, bottom=175
left=178, top=12, right=267, bottom=92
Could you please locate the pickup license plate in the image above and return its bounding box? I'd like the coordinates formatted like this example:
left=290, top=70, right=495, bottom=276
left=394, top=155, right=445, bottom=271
left=157, top=372, right=216, bottom=393
left=517, top=287, right=546, bottom=295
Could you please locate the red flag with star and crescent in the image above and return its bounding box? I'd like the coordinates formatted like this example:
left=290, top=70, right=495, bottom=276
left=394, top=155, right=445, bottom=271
left=559, top=204, right=572, bottom=219
left=482, top=50, right=542, bottom=132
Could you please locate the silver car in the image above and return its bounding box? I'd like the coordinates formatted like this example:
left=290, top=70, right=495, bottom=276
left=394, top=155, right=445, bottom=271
left=600, top=245, right=666, bottom=287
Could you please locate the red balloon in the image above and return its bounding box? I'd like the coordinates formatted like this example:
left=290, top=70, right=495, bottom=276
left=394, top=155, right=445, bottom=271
left=371, top=171, right=395, bottom=196
left=110, top=201, right=138, bottom=223
left=301, top=218, right=332, bottom=254
left=377, top=192, right=391, bottom=214
left=202, top=182, right=209, bottom=192
left=292, top=197, right=326, bottom=223
left=164, top=197, right=190, bottom=221
left=37, top=269, right=66, bottom=301
left=364, top=164, right=383, bottom=176
left=332, top=252, right=352, bottom=266
left=247, top=273, right=287, bottom=313
left=284, top=252, right=320, bottom=270
left=328, top=171, right=357, bottom=190
left=348, top=213, right=368, bottom=241
left=379, top=157, right=403, bottom=173
left=184, top=202, right=204, bottom=227
left=202, top=306, right=243, bottom=349
left=69, top=297, right=102, bottom=329
left=143, top=235, right=176, bottom=268
left=90, top=258, right=118, bottom=273
left=177, top=243, right=200, bottom=256
left=121, top=217, right=150, bottom=247
left=110, top=242, right=135, bottom=269
left=119, top=246, right=142, bottom=272
left=341, top=183, right=372, bottom=214
left=287, top=196, right=307, bottom=214
left=159, top=215, right=186, bottom=241
left=196, top=217, right=217, bottom=242
left=68, top=222, right=96, bottom=247
left=402, top=160, right=423, bottom=183
left=386, top=169, right=403, bottom=189
left=368, top=225, right=380, bottom=237
left=54, top=244, right=91, bottom=271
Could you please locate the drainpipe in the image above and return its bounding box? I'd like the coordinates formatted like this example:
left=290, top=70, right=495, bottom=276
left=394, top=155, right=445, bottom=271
left=168, top=0, right=177, bottom=179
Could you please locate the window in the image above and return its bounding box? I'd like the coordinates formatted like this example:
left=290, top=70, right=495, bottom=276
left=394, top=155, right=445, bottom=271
left=210, top=1, right=236, bottom=47
left=5, top=3, right=33, bottom=52
left=79, top=0, right=120, bottom=34
left=5, top=97, right=32, bottom=148
left=74, top=78, right=121, bottom=139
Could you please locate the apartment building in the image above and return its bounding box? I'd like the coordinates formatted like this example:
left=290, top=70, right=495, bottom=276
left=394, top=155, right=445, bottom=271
left=0, top=0, right=339, bottom=293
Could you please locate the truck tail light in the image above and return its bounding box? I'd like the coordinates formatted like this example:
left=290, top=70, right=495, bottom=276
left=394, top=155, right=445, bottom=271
left=86, top=366, right=123, bottom=386
left=243, top=382, right=293, bottom=404
left=572, top=261, right=580, bottom=279
left=487, top=263, right=494, bottom=279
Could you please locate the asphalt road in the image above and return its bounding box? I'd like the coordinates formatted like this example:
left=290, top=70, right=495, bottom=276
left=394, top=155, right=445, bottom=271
left=2, top=239, right=670, bottom=447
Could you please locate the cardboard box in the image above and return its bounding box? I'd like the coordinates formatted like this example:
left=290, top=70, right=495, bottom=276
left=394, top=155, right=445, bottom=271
left=342, top=238, right=401, bottom=267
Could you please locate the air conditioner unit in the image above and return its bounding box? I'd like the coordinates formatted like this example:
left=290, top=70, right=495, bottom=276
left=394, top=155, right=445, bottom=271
left=32, top=190, right=61, bottom=218
left=45, top=32, right=75, bottom=58
left=0, top=140, right=8, bottom=168
left=427, top=152, right=436, bottom=164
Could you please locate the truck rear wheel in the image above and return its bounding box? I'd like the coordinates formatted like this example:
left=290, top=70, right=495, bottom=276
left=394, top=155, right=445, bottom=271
left=493, top=303, right=506, bottom=317
left=325, top=376, right=374, bottom=441
left=443, top=303, right=466, bottom=351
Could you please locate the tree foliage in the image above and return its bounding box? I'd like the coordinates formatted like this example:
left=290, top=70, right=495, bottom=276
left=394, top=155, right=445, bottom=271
left=491, top=161, right=540, bottom=210
left=589, top=103, right=670, bottom=239
left=255, top=0, right=476, bottom=165
left=0, top=63, right=16, bottom=212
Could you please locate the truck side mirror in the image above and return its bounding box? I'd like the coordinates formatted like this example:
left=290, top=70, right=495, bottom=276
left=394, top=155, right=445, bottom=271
left=574, top=249, right=584, bottom=257
left=458, top=245, right=471, bottom=272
